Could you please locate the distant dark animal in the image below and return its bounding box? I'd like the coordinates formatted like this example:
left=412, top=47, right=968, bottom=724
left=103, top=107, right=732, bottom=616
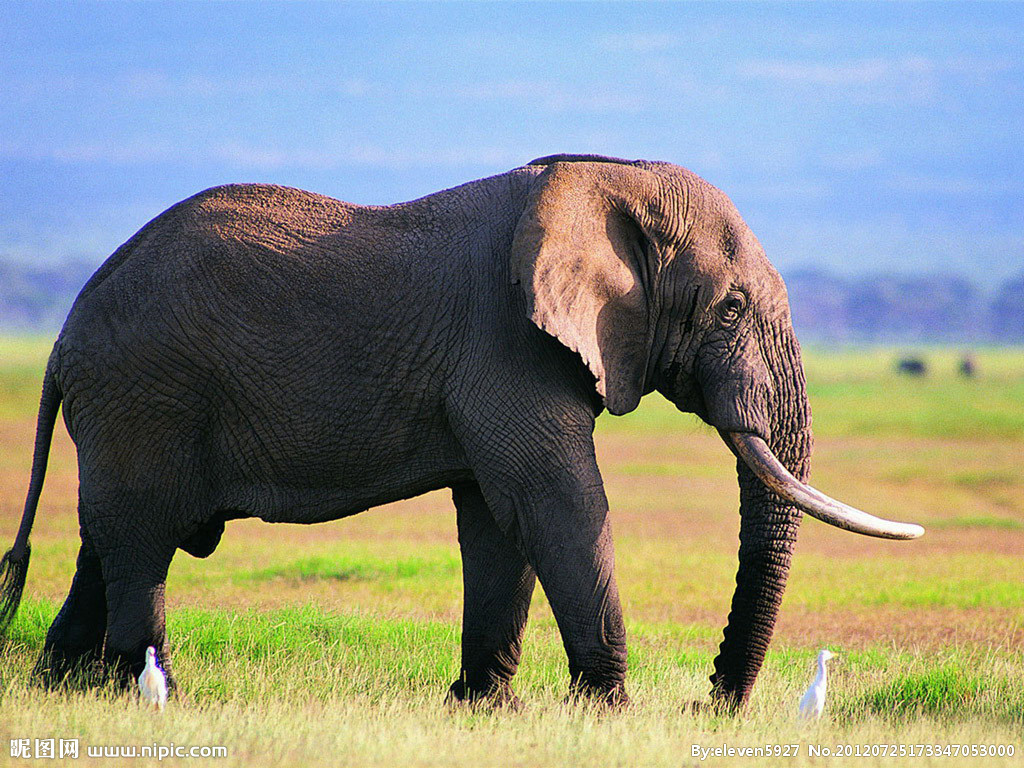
left=0, top=154, right=923, bottom=712
left=896, top=357, right=927, bottom=376
left=959, top=354, right=977, bottom=378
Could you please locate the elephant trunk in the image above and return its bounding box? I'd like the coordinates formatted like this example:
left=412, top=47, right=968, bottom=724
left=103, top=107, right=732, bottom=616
left=708, top=439, right=807, bottom=708
left=706, top=318, right=923, bottom=706
left=706, top=320, right=813, bottom=709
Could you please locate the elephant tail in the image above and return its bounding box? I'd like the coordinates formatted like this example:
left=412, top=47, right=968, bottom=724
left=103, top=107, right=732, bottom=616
left=0, top=357, right=63, bottom=639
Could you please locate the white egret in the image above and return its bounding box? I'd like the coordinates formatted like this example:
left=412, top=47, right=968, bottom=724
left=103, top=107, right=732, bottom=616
left=138, top=646, right=168, bottom=711
left=798, top=649, right=835, bottom=721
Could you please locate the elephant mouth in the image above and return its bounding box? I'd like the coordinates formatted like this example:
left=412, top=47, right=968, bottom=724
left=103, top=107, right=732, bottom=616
left=725, top=431, right=925, bottom=540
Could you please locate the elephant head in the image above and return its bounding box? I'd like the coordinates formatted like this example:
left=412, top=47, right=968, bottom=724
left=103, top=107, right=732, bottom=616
left=513, top=155, right=922, bottom=707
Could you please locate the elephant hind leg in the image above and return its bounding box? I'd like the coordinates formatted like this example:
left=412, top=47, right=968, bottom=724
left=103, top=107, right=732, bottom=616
left=447, top=481, right=535, bottom=708
left=33, top=533, right=107, bottom=688
left=91, top=513, right=178, bottom=692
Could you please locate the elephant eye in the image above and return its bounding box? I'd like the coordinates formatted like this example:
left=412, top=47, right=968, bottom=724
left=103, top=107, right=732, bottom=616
left=719, top=292, right=747, bottom=325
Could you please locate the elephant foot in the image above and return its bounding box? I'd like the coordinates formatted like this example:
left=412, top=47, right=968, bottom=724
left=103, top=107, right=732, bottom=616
left=100, top=658, right=139, bottom=693
left=445, top=678, right=522, bottom=711
left=566, top=679, right=630, bottom=708
left=686, top=693, right=742, bottom=717
left=32, top=649, right=104, bottom=690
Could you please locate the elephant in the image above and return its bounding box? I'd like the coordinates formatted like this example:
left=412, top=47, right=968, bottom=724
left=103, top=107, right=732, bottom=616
left=0, top=154, right=923, bottom=709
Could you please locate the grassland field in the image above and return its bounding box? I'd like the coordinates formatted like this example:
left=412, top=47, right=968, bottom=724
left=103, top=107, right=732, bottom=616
left=0, top=336, right=1021, bottom=766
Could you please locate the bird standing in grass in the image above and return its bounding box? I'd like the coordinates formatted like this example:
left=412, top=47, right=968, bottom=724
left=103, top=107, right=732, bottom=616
left=798, top=649, right=835, bottom=720
left=138, top=646, right=168, bottom=711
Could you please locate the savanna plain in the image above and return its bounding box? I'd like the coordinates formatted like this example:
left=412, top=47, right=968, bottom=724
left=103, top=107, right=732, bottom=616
left=0, top=337, right=1021, bottom=767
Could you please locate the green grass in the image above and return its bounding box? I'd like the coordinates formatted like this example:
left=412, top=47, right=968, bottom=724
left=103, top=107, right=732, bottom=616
left=857, top=666, right=986, bottom=718
left=599, top=346, right=1024, bottom=439
left=0, top=335, right=55, bottom=367
left=5, top=602, right=1023, bottom=719
left=928, top=516, right=1024, bottom=531
left=246, top=553, right=461, bottom=584
left=789, top=555, right=1024, bottom=609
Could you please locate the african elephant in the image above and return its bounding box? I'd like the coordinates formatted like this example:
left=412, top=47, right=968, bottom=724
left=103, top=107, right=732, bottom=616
left=0, top=154, right=923, bottom=709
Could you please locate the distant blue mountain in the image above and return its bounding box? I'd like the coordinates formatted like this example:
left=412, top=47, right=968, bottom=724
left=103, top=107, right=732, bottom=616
left=0, top=258, right=97, bottom=331
left=1, top=256, right=1020, bottom=342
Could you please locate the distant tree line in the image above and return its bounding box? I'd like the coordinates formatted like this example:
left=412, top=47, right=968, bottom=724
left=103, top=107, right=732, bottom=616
left=0, top=256, right=1022, bottom=341
left=784, top=270, right=1023, bottom=343
left=0, top=259, right=98, bottom=330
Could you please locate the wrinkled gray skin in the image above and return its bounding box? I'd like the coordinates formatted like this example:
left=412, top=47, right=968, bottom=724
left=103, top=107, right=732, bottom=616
left=2, top=155, right=814, bottom=709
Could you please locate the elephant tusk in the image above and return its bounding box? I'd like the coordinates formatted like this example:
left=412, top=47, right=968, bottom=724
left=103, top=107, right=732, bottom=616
left=727, top=432, right=925, bottom=540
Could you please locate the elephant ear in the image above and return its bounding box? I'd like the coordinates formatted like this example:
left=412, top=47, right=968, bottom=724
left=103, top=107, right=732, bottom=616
left=511, top=161, right=661, bottom=415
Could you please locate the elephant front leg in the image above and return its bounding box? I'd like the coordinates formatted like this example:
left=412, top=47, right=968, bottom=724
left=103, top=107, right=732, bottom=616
left=454, top=408, right=628, bottom=705
left=487, top=464, right=628, bottom=705
left=447, top=482, right=536, bottom=708
left=531, top=511, right=629, bottom=705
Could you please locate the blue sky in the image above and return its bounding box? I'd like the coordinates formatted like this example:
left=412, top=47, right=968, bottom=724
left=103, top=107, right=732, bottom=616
left=2, top=1, right=1022, bottom=284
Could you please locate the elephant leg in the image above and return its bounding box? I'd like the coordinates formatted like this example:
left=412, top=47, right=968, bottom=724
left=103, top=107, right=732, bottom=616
left=95, top=520, right=177, bottom=692
left=33, top=533, right=107, bottom=688
left=447, top=481, right=536, bottom=707
left=475, top=450, right=628, bottom=705
left=526, top=508, right=628, bottom=705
